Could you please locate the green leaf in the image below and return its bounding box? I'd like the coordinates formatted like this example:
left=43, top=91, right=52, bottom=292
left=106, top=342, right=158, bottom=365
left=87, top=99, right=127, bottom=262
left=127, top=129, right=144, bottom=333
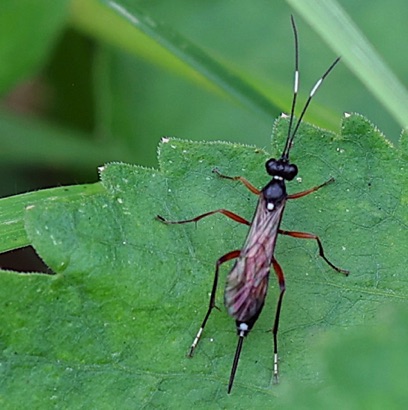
left=72, top=0, right=339, bottom=129
left=0, top=182, right=104, bottom=253
left=281, top=305, right=408, bottom=409
left=95, top=0, right=275, bottom=120
left=0, top=114, right=406, bottom=406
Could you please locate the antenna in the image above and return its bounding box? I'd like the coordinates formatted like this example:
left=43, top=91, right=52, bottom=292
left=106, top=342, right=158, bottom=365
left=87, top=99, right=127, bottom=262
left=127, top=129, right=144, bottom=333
left=281, top=15, right=340, bottom=161
left=282, top=14, right=300, bottom=161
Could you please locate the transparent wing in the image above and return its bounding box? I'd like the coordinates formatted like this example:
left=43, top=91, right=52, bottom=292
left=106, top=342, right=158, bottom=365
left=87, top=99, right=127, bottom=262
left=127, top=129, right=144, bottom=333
left=224, top=195, right=285, bottom=323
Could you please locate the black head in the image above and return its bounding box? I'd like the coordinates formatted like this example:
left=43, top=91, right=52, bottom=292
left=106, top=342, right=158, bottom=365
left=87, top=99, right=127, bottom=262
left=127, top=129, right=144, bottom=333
left=265, top=158, right=298, bottom=181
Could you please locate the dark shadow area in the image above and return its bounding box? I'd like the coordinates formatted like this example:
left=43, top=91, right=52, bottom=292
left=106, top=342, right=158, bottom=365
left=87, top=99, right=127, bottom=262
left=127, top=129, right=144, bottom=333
left=0, top=246, right=53, bottom=274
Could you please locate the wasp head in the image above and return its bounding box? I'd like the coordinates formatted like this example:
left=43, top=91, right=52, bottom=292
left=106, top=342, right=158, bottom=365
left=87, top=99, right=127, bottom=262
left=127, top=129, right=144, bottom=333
left=265, top=158, right=298, bottom=181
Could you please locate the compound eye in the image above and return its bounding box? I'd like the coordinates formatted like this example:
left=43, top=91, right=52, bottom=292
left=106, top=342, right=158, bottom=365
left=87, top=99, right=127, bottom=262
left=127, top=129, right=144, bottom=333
left=265, top=159, right=282, bottom=176
left=285, top=164, right=298, bottom=181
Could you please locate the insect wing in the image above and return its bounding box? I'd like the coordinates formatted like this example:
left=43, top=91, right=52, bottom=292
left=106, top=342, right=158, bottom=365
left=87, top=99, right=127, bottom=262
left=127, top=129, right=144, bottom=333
left=224, top=195, right=286, bottom=323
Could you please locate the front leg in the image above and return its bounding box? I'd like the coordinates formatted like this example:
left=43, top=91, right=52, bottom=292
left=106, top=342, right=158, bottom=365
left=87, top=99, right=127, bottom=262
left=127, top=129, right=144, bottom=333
left=213, top=168, right=260, bottom=195
left=156, top=209, right=250, bottom=226
left=287, top=178, right=334, bottom=199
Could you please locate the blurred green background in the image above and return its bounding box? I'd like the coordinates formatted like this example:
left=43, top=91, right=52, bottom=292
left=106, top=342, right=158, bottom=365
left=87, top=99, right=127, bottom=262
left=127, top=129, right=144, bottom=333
left=1, top=1, right=407, bottom=403
left=0, top=0, right=407, bottom=195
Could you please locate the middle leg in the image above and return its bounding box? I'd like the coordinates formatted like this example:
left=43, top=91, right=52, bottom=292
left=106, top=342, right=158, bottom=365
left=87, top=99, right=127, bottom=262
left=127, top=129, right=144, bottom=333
left=157, top=209, right=250, bottom=226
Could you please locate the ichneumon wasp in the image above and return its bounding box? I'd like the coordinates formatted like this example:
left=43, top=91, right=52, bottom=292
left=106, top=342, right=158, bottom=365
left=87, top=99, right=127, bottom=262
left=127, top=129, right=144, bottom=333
left=157, top=15, right=349, bottom=393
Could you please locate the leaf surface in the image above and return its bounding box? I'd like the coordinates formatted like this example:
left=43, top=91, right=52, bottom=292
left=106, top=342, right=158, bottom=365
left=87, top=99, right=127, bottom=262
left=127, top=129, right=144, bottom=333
left=1, top=114, right=407, bottom=407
